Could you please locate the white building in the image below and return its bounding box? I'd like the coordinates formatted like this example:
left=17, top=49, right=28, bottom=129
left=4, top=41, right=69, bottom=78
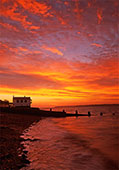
left=13, top=96, right=32, bottom=107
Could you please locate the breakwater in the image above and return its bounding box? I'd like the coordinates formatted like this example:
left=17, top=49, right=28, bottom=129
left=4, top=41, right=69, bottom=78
left=0, top=107, right=90, bottom=117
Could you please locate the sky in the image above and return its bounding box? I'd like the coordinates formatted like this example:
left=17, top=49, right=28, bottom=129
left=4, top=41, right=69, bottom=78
left=0, top=0, right=119, bottom=107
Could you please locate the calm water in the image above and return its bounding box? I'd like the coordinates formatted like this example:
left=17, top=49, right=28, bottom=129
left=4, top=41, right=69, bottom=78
left=21, top=105, right=119, bottom=170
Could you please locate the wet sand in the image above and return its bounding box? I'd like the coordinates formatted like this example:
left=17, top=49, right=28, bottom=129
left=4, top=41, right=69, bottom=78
left=0, top=112, right=41, bottom=170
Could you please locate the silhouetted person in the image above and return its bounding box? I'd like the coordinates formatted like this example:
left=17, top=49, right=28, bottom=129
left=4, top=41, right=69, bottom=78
left=50, top=108, right=52, bottom=112
left=63, top=109, right=65, bottom=113
left=88, top=111, right=91, bottom=116
left=100, top=112, right=103, bottom=116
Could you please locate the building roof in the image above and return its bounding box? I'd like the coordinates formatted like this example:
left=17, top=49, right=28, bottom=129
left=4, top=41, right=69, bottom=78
left=13, top=97, right=31, bottom=99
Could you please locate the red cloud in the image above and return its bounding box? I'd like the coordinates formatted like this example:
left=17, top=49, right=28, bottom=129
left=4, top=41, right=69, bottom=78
left=42, top=45, right=63, bottom=56
left=91, top=43, right=102, bottom=47
left=0, top=2, right=32, bottom=28
left=30, top=25, right=40, bottom=30
left=73, top=0, right=84, bottom=19
left=77, top=32, right=81, bottom=34
left=0, top=1, right=41, bottom=31
left=0, top=22, right=19, bottom=32
left=97, top=8, right=103, bottom=24
left=17, top=0, right=52, bottom=17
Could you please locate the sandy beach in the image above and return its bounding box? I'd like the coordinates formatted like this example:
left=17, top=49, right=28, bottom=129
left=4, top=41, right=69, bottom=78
left=0, top=112, right=41, bottom=170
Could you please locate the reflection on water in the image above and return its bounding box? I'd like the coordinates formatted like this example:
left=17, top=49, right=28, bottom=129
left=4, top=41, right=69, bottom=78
left=21, top=105, right=119, bottom=170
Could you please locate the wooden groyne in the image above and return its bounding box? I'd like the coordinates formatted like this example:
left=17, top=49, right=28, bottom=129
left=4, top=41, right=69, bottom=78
left=0, top=107, right=91, bottom=117
left=66, top=113, right=90, bottom=117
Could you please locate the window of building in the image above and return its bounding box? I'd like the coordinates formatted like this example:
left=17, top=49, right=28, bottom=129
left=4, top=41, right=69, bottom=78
left=21, top=100, right=23, bottom=103
left=17, top=100, right=19, bottom=103
left=25, top=100, right=27, bottom=103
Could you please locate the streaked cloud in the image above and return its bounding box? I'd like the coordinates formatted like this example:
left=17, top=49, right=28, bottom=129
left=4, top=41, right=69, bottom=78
left=42, top=45, right=63, bottom=56
left=97, top=8, right=103, bottom=24
left=17, top=0, right=52, bottom=17
left=91, top=43, right=102, bottom=47
left=0, top=22, right=19, bottom=32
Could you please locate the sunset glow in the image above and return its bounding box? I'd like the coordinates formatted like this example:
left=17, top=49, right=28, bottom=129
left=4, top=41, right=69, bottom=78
left=0, top=0, right=119, bottom=107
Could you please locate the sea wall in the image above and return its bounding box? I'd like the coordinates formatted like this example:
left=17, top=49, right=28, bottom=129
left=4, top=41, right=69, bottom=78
left=0, top=107, right=66, bottom=117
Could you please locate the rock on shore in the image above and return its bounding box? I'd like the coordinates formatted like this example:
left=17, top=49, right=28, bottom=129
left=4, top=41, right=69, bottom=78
left=0, top=112, right=41, bottom=170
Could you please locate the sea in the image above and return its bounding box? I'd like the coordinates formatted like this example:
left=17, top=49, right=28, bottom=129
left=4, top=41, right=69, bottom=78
left=21, top=105, right=119, bottom=170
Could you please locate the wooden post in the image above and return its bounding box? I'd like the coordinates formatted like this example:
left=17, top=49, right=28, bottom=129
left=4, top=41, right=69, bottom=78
left=75, top=110, right=78, bottom=116
left=88, top=111, right=91, bottom=116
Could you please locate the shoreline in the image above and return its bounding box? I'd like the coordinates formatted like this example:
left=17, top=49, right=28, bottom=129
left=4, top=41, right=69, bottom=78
left=0, top=112, right=41, bottom=170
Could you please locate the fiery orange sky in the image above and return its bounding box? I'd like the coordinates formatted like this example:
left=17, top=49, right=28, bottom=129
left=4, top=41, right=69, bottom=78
left=0, top=0, right=119, bottom=107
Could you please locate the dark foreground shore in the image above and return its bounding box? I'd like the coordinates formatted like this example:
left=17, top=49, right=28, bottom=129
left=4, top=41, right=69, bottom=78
left=0, top=112, right=41, bottom=170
